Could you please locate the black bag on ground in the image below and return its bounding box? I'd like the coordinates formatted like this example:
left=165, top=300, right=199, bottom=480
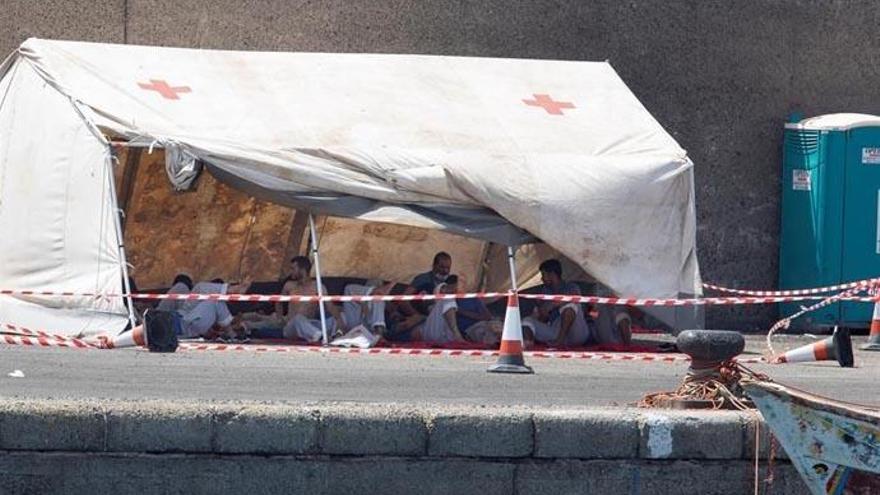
left=144, top=309, right=179, bottom=353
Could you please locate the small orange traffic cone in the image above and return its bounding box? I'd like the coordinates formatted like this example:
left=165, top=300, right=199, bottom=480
left=772, top=327, right=853, bottom=367
left=861, top=302, right=880, bottom=351
left=487, top=293, right=533, bottom=374
left=98, top=325, right=146, bottom=349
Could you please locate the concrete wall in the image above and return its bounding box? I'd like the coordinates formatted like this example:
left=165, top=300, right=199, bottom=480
left=0, top=398, right=806, bottom=494
left=4, top=1, right=880, bottom=328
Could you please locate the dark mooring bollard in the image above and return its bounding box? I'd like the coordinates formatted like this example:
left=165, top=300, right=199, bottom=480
left=644, top=330, right=748, bottom=410
left=676, top=329, right=745, bottom=368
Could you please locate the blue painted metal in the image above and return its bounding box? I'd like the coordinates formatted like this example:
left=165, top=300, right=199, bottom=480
left=744, top=380, right=880, bottom=495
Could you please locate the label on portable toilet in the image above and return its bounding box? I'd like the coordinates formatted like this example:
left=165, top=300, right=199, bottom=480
left=863, top=148, right=880, bottom=164
left=792, top=169, right=812, bottom=191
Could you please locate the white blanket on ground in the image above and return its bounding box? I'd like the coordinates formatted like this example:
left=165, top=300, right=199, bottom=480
left=329, top=325, right=380, bottom=348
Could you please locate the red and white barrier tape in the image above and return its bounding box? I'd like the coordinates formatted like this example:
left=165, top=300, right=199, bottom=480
left=765, top=285, right=869, bottom=356
left=3, top=288, right=880, bottom=306
left=175, top=342, right=766, bottom=363
left=0, top=290, right=509, bottom=303
left=0, top=329, right=765, bottom=364
left=0, top=290, right=96, bottom=297
left=517, top=294, right=879, bottom=306
left=1, top=323, right=98, bottom=347
left=2, top=327, right=96, bottom=348
left=130, top=291, right=508, bottom=303
left=4, top=274, right=880, bottom=306
left=703, top=276, right=880, bottom=297
left=1, top=334, right=98, bottom=349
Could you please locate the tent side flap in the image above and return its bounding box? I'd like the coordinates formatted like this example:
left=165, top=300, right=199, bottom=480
left=0, top=58, right=127, bottom=336
left=443, top=152, right=702, bottom=298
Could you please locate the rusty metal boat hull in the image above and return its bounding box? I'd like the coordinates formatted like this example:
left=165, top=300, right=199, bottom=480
left=744, top=380, right=880, bottom=495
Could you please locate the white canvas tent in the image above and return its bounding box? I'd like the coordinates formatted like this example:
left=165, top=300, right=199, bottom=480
left=0, top=38, right=702, bottom=337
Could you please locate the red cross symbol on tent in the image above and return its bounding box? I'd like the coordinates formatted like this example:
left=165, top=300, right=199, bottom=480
left=522, top=94, right=575, bottom=115
left=137, top=79, right=192, bottom=100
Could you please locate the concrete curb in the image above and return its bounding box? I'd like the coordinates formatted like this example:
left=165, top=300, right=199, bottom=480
left=0, top=398, right=804, bottom=494
left=0, top=398, right=775, bottom=460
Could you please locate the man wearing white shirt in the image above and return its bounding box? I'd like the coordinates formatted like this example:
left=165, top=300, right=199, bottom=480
left=156, top=273, right=193, bottom=313
left=158, top=274, right=249, bottom=339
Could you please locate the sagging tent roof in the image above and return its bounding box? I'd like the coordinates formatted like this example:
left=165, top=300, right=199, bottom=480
left=0, top=38, right=701, bottom=335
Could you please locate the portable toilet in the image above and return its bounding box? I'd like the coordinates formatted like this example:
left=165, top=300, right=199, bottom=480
left=779, top=113, right=880, bottom=329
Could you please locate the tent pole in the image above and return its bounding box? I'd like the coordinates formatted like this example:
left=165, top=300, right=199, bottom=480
left=106, top=148, right=137, bottom=331
left=507, top=245, right=519, bottom=292
left=308, top=213, right=330, bottom=345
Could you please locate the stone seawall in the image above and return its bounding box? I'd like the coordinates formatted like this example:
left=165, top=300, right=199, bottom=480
left=0, top=398, right=805, bottom=494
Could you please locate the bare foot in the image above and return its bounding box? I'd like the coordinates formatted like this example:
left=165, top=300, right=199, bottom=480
left=372, top=325, right=387, bottom=339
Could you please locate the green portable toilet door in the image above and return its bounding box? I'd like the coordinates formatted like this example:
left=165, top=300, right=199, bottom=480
left=840, top=126, right=880, bottom=325
left=779, top=128, right=844, bottom=326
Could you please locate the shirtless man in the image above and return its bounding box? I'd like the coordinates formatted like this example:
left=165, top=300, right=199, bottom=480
left=282, top=256, right=345, bottom=342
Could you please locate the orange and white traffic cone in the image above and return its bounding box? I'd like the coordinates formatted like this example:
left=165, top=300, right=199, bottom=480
left=487, top=293, right=533, bottom=374
left=772, top=327, right=854, bottom=367
left=861, top=302, right=880, bottom=351
left=97, top=325, right=146, bottom=349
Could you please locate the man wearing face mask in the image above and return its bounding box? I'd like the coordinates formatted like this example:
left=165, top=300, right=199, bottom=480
left=409, top=251, right=452, bottom=296
left=387, top=251, right=453, bottom=339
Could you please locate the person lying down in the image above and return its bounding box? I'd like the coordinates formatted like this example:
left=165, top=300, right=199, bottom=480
left=152, top=273, right=251, bottom=342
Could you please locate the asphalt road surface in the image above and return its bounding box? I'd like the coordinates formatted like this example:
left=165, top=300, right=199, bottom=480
left=2, top=334, right=878, bottom=407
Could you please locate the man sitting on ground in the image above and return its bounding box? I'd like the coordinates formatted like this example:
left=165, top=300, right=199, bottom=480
left=282, top=256, right=345, bottom=343
left=238, top=259, right=304, bottom=336
left=242, top=271, right=392, bottom=341
left=522, top=259, right=592, bottom=347
left=410, top=275, right=505, bottom=346
left=455, top=295, right=504, bottom=347
left=590, top=285, right=633, bottom=346
left=388, top=251, right=453, bottom=337
left=341, top=279, right=394, bottom=338
left=410, top=251, right=453, bottom=295
left=410, top=275, right=467, bottom=344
